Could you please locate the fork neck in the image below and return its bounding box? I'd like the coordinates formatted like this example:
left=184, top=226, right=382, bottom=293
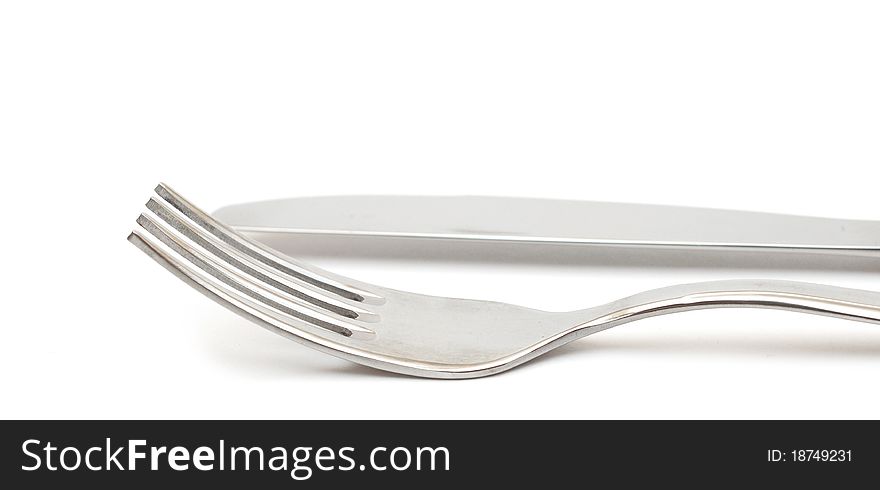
left=569, top=279, right=880, bottom=337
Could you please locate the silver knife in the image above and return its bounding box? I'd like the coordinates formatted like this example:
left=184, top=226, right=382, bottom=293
left=213, top=196, right=879, bottom=256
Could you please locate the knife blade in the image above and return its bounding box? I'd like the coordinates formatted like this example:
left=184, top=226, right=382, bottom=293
left=212, top=196, right=879, bottom=256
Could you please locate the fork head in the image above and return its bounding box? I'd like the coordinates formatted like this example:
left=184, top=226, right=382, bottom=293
left=130, top=184, right=570, bottom=379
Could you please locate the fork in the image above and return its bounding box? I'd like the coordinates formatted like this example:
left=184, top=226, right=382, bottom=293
left=129, top=184, right=880, bottom=379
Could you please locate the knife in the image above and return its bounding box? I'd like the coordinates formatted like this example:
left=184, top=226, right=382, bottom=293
left=212, top=196, right=879, bottom=256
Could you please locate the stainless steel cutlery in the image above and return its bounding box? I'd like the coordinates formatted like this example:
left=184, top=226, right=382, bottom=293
left=129, top=184, right=880, bottom=378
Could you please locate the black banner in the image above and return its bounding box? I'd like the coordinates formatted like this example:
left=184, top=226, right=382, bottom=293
left=2, top=421, right=876, bottom=487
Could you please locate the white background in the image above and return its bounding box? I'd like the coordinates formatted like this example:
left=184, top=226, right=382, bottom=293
left=1, top=1, right=878, bottom=419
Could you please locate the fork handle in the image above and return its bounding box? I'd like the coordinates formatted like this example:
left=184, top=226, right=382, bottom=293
left=576, top=279, right=880, bottom=335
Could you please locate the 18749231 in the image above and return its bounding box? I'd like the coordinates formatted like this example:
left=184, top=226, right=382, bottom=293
left=768, top=449, right=852, bottom=463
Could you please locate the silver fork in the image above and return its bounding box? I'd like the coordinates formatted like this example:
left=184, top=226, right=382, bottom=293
left=129, top=184, right=880, bottom=379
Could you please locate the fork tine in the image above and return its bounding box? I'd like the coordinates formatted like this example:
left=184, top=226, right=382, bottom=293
left=153, top=183, right=383, bottom=305
left=132, top=212, right=377, bottom=339
left=144, top=197, right=378, bottom=322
